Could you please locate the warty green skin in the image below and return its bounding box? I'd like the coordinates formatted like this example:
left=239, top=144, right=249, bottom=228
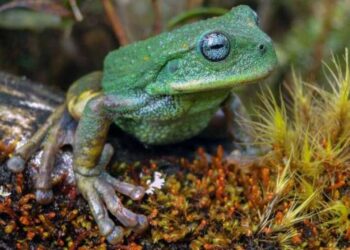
left=100, top=5, right=277, bottom=145
left=6, top=5, right=278, bottom=244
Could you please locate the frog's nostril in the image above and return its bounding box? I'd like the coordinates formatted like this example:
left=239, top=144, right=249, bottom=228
left=258, top=43, right=267, bottom=54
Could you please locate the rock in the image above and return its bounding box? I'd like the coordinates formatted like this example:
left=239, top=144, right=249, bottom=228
left=0, top=71, right=63, bottom=146
left=0, top=71, right=64, bottom=185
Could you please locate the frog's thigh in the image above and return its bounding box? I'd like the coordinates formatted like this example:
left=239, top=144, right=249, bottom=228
left=67, top=71, right=103, bottom=120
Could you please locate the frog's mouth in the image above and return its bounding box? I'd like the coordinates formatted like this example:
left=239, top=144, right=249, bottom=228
left=173, top=69, right=274, bottom=93
left=146, top=67, right=275, bottom=95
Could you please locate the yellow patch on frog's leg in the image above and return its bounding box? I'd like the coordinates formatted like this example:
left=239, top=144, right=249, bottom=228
left=67, top=90, right=101, bottom=120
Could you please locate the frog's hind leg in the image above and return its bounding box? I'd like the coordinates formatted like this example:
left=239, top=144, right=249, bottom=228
left=35, top=108, right=76, bottom=204
left=6, top=104, right=66, bottom=173
left=7, top=105, right=76, bottom=204
left=201, top=93, right=257, bottom=155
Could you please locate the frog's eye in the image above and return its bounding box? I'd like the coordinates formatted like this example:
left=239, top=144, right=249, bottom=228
left=199, top=32, right=230, bottom=62
left=252, top=10, right=260, bottom=26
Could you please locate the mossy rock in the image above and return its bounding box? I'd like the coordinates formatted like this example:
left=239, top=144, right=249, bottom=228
left=0, top=72, right=63, bottom=146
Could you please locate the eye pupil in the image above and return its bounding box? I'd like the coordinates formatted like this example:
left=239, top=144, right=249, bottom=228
left=210, top=44, right=224, bottom=49
left=200, top=32, right=230, bottom=62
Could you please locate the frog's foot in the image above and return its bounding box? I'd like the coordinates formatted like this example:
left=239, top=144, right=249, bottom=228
left=77, top=172, right=148, bottom=243
left=75, top=144, right=148, bottom=244
left=6, top=105, right=76, bottom=204
left=6, top=105, right=66, bottom=173
left=6, top=155, right=26, bottom=173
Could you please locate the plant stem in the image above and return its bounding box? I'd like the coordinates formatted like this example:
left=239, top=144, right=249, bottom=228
left=101, top=0, right=129, bottom=46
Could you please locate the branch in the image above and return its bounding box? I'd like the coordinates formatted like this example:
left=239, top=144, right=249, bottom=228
left=101, top=0, right=129, bottom=46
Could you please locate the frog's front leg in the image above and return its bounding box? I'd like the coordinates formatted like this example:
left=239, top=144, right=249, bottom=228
left=73, top=95, right=148, bottom=244
left=222, top=93, right=258, bottom=155
left=222, top=94, right=252, bottom=143
left=203, top=93, right=256, bottom=154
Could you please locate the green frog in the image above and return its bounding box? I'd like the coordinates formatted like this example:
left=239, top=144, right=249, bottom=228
left=6, top=5, right=277, bottom=244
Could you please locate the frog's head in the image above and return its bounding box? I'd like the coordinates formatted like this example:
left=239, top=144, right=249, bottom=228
left=145, top=5, right=278, bottom=95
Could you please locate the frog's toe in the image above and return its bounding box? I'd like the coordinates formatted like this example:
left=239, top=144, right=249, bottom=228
left=95, top=179, right=137, bottom=227
left=94, top=176, right=149, bottom=233
left=83, top=184, right=125, bottom=244
left=134, top=214, right=149, bottom=234
left=6, top=156, right=25, bottom=173
left=106, top=226, right=124, bottom=244
left=129, top=186, right=146, bottom=200
left=35, top=189, right=54, bottom=205
left=103, top=172, right=146, bottom=201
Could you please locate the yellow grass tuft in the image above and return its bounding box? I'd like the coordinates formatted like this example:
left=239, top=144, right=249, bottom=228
left=249, top=49, right=350, bottom=247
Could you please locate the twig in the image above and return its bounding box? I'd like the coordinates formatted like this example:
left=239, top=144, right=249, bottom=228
left=69, top=0, right=83, bottom=22
left=257, top=0, right=272, bottom=30
left=101, top=0, right=129, bottom=46
left=151, top=0, right=162, bottom=34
